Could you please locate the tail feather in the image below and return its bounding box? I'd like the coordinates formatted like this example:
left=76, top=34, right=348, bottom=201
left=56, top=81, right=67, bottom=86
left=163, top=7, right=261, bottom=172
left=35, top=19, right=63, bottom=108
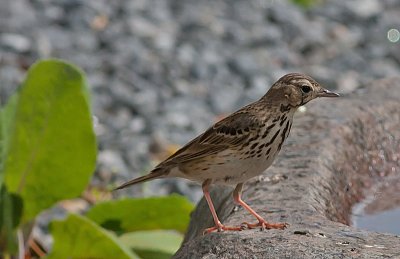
left=113, top=168, right=167, bottom=191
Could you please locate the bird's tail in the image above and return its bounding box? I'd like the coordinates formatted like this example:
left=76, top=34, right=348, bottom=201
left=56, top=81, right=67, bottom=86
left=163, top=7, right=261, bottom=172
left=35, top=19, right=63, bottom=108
left=113, top=168, right=167, bottom=190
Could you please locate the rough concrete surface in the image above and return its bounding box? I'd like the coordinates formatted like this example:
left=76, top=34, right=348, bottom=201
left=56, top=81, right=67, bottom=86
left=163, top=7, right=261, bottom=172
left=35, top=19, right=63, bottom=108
left=174, top=78, right=400, bottom=258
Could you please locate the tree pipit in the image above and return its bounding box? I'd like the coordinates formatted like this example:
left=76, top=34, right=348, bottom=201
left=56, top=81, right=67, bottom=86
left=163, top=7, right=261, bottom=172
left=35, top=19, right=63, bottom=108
left=115, top=73, right=339, bottom=233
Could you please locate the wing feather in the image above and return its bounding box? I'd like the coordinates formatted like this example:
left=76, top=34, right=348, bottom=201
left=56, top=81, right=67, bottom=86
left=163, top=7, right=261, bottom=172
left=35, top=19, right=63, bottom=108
left=154, top=111, right=262, bottom=169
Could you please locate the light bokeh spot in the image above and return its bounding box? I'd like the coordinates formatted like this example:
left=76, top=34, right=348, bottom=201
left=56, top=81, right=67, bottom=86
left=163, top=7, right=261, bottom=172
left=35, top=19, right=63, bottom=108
left=387, top=28, right=400, bottom=43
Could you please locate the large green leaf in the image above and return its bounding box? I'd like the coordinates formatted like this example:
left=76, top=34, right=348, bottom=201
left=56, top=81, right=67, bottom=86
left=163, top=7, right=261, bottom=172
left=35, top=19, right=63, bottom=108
left=3, top=60, right=97, bottom=221
left=48, top=214, right=138, bottom=259
left=119, top=230, right=183, bottom=259
left=86, top=195, right=194, bottom=233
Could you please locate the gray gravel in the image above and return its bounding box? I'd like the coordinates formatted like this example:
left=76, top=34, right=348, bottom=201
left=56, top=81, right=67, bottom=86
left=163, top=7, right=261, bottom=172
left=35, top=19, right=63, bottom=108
left=1, top=0, right=400, bottom=204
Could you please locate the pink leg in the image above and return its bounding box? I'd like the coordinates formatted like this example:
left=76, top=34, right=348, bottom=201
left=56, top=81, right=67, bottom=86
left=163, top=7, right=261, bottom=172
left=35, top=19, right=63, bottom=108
left=233, top=183, right=288, bottom=230
left=202, top=179, right=242, bottom=234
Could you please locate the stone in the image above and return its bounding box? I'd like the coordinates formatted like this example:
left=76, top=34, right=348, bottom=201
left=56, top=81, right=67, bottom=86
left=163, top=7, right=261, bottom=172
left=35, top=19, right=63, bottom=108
left=0, top=33, right=31, bottom=53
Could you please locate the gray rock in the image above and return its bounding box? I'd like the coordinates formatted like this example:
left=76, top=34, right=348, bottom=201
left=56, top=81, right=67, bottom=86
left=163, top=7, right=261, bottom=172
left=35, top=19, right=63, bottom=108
left=346, top=0, right=382, bottom=19
left=0, top=33, right=31, bottom=53
left=98, top=149, right=129, bottom=177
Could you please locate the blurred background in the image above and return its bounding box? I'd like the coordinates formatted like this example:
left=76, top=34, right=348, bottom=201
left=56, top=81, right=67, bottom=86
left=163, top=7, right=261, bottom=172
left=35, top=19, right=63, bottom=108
left=1, top=0, right=399, bottom=251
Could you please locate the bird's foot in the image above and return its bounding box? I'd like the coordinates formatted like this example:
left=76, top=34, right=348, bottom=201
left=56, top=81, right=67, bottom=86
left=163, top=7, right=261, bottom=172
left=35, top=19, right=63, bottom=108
left=203, top=222, right=243, bottom=235
left=242, top=219, right=288, bottom=230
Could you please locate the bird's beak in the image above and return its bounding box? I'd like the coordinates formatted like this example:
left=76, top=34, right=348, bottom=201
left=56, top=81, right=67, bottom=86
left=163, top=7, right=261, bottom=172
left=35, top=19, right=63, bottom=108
left=317, top=88, right=340, bottom=98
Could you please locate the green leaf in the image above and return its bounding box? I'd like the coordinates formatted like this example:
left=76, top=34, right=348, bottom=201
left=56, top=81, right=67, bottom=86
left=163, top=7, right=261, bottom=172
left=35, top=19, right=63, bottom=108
left=3, top=59, right=97, bottom=221
left=0, top=94, right=19, bottom=186
left=48, top=214, right=138, bottom=259
left=86, top=195, right=194, bottom=233
left=119, top=230, right=183, bottom=259
left=0, top=94, right=22, bottom=254
left=0, top=185, right=23, bottom=254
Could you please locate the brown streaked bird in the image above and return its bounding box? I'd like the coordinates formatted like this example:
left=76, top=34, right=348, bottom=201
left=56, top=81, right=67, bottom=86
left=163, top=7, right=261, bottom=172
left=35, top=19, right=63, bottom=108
left=115, top=73, right=339, bottom=233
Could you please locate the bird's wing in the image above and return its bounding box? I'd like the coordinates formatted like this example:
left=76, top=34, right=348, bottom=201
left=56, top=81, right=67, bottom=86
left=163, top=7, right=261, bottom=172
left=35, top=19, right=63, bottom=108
left=154, top=110, right=262, bottom=168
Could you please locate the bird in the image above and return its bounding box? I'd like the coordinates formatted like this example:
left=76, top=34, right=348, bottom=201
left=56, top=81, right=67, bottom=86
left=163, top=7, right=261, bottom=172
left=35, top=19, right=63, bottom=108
left=114, top=73, right=339, bottom=233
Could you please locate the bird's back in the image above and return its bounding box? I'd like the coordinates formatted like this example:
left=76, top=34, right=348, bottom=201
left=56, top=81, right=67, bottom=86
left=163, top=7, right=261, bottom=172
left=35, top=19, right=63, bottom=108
left=164, top=102, right=297, bottom=185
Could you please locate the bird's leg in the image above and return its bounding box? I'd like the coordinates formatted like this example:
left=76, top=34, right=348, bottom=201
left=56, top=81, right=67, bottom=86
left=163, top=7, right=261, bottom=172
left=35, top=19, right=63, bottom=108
left=202, top=179, right=242, bottom=234
left=233, top=183, right=288, bottom=230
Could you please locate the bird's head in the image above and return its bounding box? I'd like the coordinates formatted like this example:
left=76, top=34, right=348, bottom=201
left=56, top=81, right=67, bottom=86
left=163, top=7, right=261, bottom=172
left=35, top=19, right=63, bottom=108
left=265, top=73, right=339, bottom=108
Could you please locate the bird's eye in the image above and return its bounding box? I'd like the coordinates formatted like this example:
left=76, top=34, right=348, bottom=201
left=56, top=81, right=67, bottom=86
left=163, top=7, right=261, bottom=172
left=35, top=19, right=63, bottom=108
left=301, top=85, right=311, bottom=93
